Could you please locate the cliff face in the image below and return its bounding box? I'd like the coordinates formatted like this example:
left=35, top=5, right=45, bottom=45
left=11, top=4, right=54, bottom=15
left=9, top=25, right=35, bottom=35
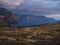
left=0, top=8, right=18, bottom=26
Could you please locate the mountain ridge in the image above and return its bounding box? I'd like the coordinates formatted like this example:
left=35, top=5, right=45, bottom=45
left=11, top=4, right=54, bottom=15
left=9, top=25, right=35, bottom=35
left=13, top=15, right=58, bottom=26
left=0, top=8, right=18, bottom=26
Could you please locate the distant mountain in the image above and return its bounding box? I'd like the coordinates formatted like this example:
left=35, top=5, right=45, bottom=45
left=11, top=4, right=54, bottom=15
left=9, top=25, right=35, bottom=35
left=0, top=2, right=59, bottom=26
left=13, top=15, right=58, bottom=26
left=0, top=8, right=18, bottom=26
left=0, top=8, right=58, bottom=26
left=7, top=8, right=60, bottom=26
left=0, top=8, right=13, bottom=15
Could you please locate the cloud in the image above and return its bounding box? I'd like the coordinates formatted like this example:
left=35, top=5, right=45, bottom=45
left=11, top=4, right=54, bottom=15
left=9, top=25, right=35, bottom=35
left=19, top=0, right=59, bottom=15
left=45, top=0, right=60, bottom=1
left=17, top=0, right=60, bottom=20
left=0, top=0, right=23, bottom=9
left=0, top=0, right=60, bottom=20
left=45, top=15, right=60, bottom=20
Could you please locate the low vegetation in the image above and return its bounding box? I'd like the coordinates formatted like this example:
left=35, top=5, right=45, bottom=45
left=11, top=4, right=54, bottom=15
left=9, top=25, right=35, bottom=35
left=0, top=23, right=60, bottom=45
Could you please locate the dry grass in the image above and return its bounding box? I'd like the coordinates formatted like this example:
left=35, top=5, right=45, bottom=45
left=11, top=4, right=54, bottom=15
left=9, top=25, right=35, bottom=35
left=0, top=23, right=60, bottom=45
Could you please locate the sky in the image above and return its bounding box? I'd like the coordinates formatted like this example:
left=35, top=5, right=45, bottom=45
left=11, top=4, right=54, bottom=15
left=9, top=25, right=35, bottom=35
left=0, top=0, right=60, bottom=20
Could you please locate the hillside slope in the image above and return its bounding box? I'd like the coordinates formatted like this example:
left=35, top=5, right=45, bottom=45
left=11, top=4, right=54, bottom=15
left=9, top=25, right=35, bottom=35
left=0, top=8, right=18, bottom=26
